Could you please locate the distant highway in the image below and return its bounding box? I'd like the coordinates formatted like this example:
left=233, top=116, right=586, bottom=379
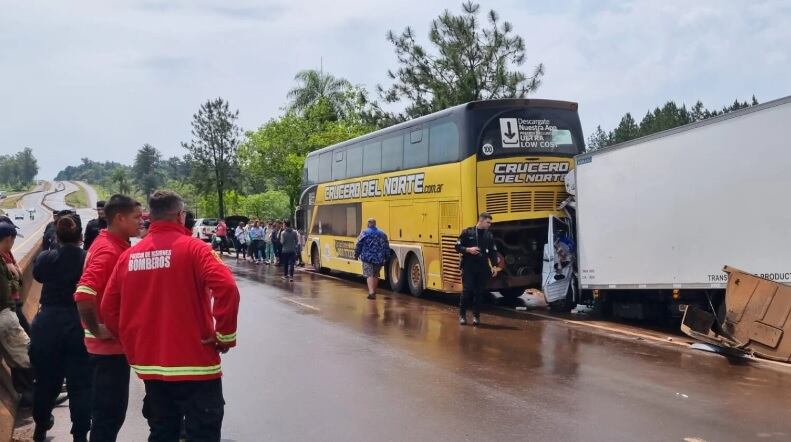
left=9, top=181, right=98, bottom=258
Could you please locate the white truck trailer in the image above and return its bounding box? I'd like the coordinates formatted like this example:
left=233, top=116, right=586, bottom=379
left=544, top=95, right=791, bottom=320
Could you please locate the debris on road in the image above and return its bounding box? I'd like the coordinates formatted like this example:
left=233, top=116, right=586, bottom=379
left=682, top=266, right=791, bottom=362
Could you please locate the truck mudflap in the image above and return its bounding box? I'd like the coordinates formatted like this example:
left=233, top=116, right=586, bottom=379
left=681, top=266, right=791, bottom=362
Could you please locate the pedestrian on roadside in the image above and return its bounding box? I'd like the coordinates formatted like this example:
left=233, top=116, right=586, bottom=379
left=455, top=212, right=501, bottom=326
left=101, top=190, right=240, bottom=442
left=354, top=218, right=389, bottom=300
left=261, top=221, right=272, bottom=264
left=279, top=221, right=299, bottom=282
left=244, top=221, right=255, bottom=261
left=83, top=200, right=107, bottom=251
left=30, top=215, right=91, bottom=442
left=296, top=229, right=306, bottom=267
left=249, top=221, right=264, bottom=264
left=74, top=194, right=142, bottom=441
left=234, top=221, right=248, bottom=260
left=271, top=221, right=282, bottom=266
left=0, top=216, right=30, bottom=334
left=214, top=218, right=229, bottom=255
left=0, top=222, right=35, bottom=408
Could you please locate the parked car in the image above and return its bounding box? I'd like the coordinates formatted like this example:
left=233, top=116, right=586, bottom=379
left=0, top=191, right=6, bottom=199
left=192, top=218, right=219, bottom=241
left=14, top=213, right=24, bottom=221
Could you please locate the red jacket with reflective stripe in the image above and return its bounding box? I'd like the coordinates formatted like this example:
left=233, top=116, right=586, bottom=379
left=74, top=230, right=129, bottom=355
left=101, top=221, right=240, bottom=381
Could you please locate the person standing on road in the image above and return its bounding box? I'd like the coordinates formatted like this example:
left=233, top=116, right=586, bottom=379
left=354, top=218, right=389, bottom=300
left=455, top=212, right=501, bottom=326
left=249, top=221, right=264, bottom=264
left=261, top=221, right=272, bottom=264
left=0, top=222, right=35, bottom=408
left=279, top=221, right=298, bottom=282
left=101, top=190, right=240, bottom=442
left=0, top=216, right=30, bottom=334
left=214, top=218, right=229, bottom=255
left=83, top=200, right=107, bottom=251
left=30, top=215, right=91, bottom=442
left=74, top=194, right=142, bottom=441
left=234, top=221, right=248, bottom=260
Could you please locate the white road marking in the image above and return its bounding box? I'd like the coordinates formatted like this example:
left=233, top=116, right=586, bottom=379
left=280, top=297, right=320, bottom=311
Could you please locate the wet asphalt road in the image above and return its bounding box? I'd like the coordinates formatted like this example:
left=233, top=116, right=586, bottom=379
left=29, top=255, right=791, bottom=441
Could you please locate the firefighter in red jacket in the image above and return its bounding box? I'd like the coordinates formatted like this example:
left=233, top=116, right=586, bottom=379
left=74, top=194, right=142, bottom=441
left=102, top=190, right=240, bottom=441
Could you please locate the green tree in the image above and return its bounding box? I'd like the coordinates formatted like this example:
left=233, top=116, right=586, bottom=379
left=17, top=148, right=38, bottom=184
left=379, top=1, right=543, bottom=119
left=111, top=168, right=131, bottom=195
left=182, top=97, right=241, bottom=219
left=586, top=125, right=611, bottom=151
left=611, top=113, right=640, bottom=144
left=287, top=70, right=352, bottom=114
left=241, top=191, right=291, bottom=220
left=132, top=144, right=163, bottom=200
left=239, top=101, right=375, bottom=210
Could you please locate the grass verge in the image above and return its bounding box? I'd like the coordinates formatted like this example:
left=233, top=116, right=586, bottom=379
left=65, top=183, right=89, bottom=208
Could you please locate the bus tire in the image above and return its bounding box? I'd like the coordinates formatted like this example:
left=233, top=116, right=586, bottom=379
left=387, top=252, right=407, bottom=293
left=499, top=288, right=525, bottom=300
left=406, top=254, right=425, bottom=298
left=311, top=244, right=328, bottom=274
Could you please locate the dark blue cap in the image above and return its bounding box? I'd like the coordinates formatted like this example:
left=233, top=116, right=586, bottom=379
left=0, top=222, right=18, bottom=239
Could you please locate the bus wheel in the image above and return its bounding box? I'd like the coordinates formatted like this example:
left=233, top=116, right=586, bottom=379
left=406, top=254, right=425, bottom=298
left=499, top=288, right=525, bottom=300
left=311, top=244, right=328, bottom=274
left=387, top=253, right=407, bottom=293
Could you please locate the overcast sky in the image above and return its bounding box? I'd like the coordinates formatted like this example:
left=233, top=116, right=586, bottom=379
left=2, top=0, right=789, bottom=179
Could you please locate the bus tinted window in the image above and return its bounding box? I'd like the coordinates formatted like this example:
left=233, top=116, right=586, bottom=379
left=346, top=144, right=363, bottom=178
left=312, top=203, right=361, bottom=237
left=404, top=127, right=428, bottom=169
left=475, top=107, right=583, bottom=157
left=381, top=135, right=403, bottom=172
left=318, top=151, right=332, bottom=182
left=332, top=150, right=346, bottom=180
left=306, top=156, right=319, bottom=185
left=429, top=121, right=460, bottom=164
left=363, top=142, right=381, bottom=175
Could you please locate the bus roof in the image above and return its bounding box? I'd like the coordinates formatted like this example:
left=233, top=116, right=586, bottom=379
left=306, top=98, right=579, bottom=158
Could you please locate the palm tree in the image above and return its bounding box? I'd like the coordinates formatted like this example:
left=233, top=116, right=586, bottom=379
left=111, top=168, right=131, bottom=195
left=286, top=69, right=352, bottom=114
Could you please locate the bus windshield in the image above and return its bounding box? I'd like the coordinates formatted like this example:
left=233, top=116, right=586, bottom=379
left=475, top=107, right=584, bottom=158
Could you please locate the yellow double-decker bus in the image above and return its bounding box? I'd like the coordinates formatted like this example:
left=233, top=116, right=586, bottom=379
left=297, top=99, right=585, bottom=302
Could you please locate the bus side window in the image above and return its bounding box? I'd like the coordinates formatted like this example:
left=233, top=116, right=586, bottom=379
left=346, top=144, right=363, bottom=179
left=381, top=135, right=403, bottom=172
left=363, top=142, right=382, bottom=175
left=306, top=156, right=319, bottom=185
left=332, top=150, right=346, bottom=180
left=429, top=121, right=460, bottom=164
left=318, top=151, right=332, bottom=182
left=405, top=127, right=428, bottom=169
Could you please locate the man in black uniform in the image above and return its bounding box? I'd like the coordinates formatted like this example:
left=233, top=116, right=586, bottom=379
left=455, top=212, right=501, bottom=326
left=83, top=200, right=106, bottom=250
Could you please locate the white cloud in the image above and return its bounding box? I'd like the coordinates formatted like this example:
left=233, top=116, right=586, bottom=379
left=1, top=0, right=789, bottom=177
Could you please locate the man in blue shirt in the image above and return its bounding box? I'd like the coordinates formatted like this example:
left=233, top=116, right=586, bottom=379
left=355, top=218, right=390, bottom=300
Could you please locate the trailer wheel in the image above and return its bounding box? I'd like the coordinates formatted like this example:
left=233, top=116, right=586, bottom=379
left=406, top=254, right=425, bottom=298
left=387, top=252, right=407, bottom=293
left=499, top=288, right=525, bottom=300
